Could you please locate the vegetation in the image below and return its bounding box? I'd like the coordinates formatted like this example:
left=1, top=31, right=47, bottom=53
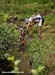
left=0, top=0, right=55, bottom=75
left=0, top=0, right=55, bottom=19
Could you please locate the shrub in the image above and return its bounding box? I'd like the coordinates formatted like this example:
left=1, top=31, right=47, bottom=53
left=0, top=23, right=19, bottom=58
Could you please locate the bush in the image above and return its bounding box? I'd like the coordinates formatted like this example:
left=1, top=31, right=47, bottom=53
left=0, top=23, right=19, bottom=58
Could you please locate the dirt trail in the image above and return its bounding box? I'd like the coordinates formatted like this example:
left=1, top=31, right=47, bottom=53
left=18, top=51, right=31, bottom=75
left=41, top=32, right=46, bottom=40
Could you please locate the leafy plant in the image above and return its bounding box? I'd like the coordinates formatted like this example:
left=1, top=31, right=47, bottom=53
left=0, top=23, right=19, bottom=59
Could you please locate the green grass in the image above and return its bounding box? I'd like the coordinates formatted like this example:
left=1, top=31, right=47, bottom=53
left=0, top=0, right=55, bottom=20
left=26, top=13, right=55, bottom=75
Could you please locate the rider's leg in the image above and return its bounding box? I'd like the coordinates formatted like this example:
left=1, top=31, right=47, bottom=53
left=26, top=21, right=31, bottom=33
left=26, top=21, right=34, bottom=38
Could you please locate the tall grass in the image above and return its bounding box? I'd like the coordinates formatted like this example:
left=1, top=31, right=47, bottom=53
left=0, top=0, right=55, bottom=19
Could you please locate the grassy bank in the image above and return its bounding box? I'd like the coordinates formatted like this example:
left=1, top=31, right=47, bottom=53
left=0, top=0, right=55, bottom=75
